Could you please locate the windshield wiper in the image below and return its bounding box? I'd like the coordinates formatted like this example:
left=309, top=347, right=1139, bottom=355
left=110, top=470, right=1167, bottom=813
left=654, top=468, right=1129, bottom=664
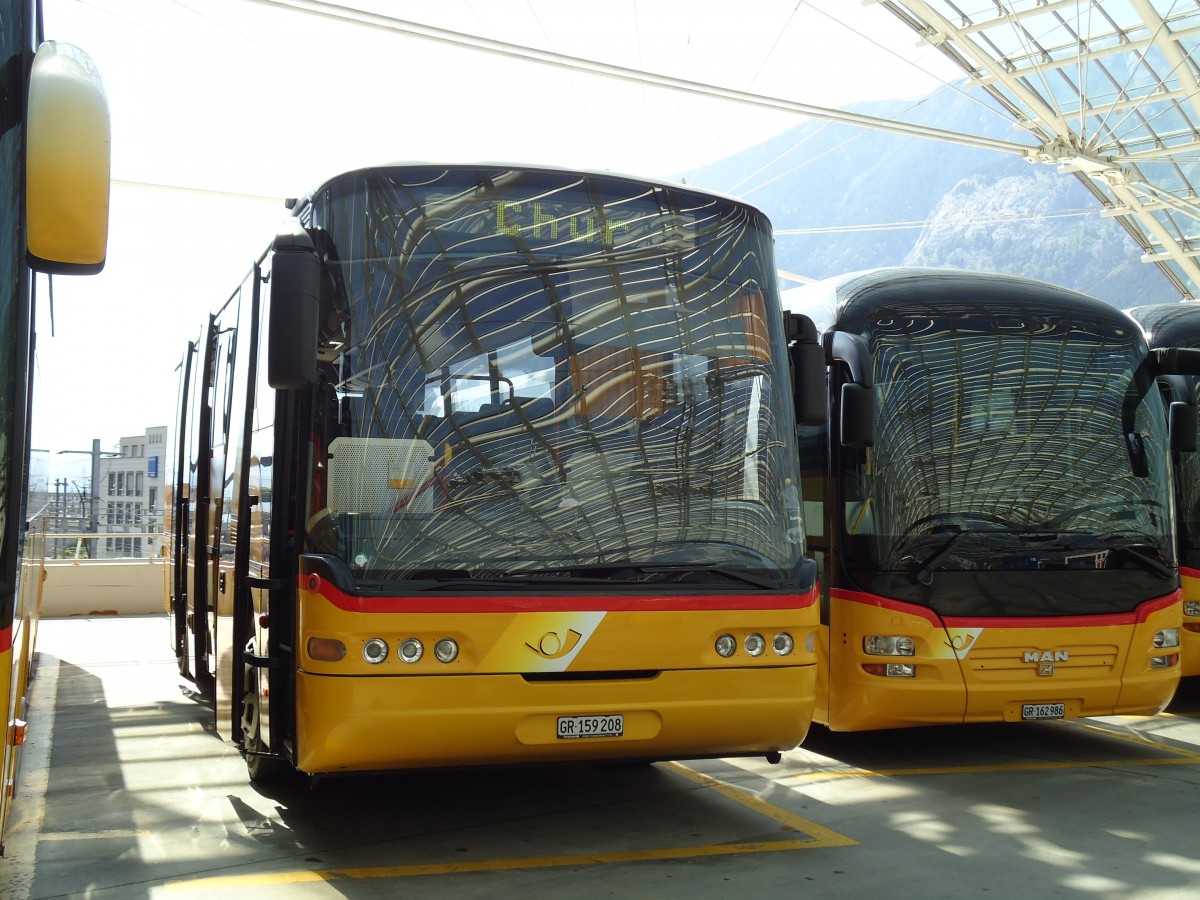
left=911, top=528, right=968, bottom=586
left=393, top=563, right=784, bottom=590
left=1104, top=543, right=1173, bottom=579
left=397, top=570, right=616, bottom=590
left=399, top=568, right=474, bottom=580
left=624, top=564, right=784, bottom=589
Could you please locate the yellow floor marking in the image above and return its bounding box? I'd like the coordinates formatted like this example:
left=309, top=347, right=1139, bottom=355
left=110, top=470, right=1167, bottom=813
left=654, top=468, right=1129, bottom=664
left=163, top=762, right=855, bottom=892
left=1071, top=719, right=1200, bottom=759
left=39, top=829, right=153, bottom=841
left=663, top=761, right=856, bottom=846
left=783, top=715, right=1200, bottom=782
left=785, top=755, right=1200, bottom=781
left=163, top=839, right=836, bottom=890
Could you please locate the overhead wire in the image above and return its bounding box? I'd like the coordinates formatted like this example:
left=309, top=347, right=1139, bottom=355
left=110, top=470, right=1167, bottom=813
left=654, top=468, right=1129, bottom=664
left=65, top=0, right=1109, bottom=267
left=246, top=0, right=1037, bottom=159
left=1091, top=7, right=1200, bottom=158
left=687, top=0, right=805, bottom=188
left=726, top=1, right=1029, bottom=200
left=774, top=207, right=1099, bottom=236
left=727, top=85, right=964, bottom=201
left=521, top=0, right=591, bottom=116
left=71, top=0, right=1042, bottom=196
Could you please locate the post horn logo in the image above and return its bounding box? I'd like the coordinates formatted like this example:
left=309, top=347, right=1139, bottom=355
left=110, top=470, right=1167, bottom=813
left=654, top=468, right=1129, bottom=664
left=527, top=628, right=584, bottom=660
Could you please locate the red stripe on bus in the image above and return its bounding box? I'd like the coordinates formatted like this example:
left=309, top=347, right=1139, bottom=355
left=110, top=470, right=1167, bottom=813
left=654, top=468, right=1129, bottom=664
left=309, top=581, right=819, bottom=614
left=832, top=588, right=1180, bottom=629
left=1182, top=566, right=1200, bottom=580
left=831, top=589, right=943, bottom=625
left=0, top=625, right=10, bottom=653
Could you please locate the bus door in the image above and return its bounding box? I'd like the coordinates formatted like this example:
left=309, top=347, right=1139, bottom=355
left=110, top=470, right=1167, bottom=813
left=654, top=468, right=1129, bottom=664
left=169, top=341, right=196, bottom=677
left=797, top=417, right=832, bottom=712
left=178, top=321, right=216, bottom=690
left=214, top=273, right=263, bottom=743
left=207, top=306, right=241, bottom=725
left=181, top=314, right=223, bottom=693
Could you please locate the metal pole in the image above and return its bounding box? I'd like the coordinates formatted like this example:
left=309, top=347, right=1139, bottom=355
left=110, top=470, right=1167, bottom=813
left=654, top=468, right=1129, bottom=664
left=89, top=437, right=100, bottom=559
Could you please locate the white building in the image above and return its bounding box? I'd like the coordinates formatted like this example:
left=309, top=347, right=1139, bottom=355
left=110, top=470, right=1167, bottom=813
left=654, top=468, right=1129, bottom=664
left=97, top=426, right=168, bottom=558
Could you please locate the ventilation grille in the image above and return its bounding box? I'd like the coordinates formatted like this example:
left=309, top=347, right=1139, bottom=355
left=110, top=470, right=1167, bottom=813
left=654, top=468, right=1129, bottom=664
left=328, top=437, right=435, bottom=517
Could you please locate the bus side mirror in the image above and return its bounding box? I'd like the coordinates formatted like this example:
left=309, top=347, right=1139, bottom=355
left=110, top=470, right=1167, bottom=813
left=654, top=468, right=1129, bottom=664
left=268, top=230, right=320, bottom=389
left=840, top=382, right=874, bottom=447
left=787, top=313, right=826, bottom=426
left=26, top=42, right=110, bottom=274
left=1170, top=401, right=1198, bottom=453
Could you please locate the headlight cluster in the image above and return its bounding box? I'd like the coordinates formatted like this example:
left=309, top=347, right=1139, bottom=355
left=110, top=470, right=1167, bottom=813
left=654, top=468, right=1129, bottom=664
left=862, top=634, right=916, bottom=678
left=1154, top=628, right=1180, bottom=649
left=362, top=638, right=388, bottom=664
left=714, top=632, right=795, bottom=659
left=863, top=635, right=915, bottom=657
left=306, top=636, right=460, bottom=665
left=1150, top=627, right=1180, bottom=669
left=389, top=637, right=460, bottom=664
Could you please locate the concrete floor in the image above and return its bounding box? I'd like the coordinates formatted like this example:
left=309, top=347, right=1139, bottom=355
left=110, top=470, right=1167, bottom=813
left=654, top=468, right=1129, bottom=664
left=4, top=615, right=1200, bottom=899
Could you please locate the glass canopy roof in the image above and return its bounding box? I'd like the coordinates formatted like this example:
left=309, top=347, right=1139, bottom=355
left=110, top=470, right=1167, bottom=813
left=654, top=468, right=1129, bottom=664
left=881, top=0, right=1200, bottom=299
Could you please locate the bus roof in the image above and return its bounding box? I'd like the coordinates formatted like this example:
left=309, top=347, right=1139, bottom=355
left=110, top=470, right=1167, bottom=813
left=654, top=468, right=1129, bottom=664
left=283, top=161, right=765, bottom=221
left=784, top=266, right=1121, bottom=335
left=1128, top=302, right=1200, bottom=349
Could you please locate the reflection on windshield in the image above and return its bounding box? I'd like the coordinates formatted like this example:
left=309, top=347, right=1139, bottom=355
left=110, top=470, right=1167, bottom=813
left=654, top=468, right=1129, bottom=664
left=304, top=168, right=804, bottom=583
left=888, top=519, right=1172, bottom=584
left=1176, top=437, right=1200, bottom=567
left=848, top=309, right=1175, bottom=576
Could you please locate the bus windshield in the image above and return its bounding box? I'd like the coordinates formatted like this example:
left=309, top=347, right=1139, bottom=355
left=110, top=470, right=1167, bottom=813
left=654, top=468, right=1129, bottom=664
left=304, top=167, right=804, bottom=584
left=848, top=306, right=1175, bottom=577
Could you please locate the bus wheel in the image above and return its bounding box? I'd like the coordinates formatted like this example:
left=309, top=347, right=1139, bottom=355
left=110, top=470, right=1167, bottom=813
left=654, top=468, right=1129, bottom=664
left=240, top=651, right=293, bottom=783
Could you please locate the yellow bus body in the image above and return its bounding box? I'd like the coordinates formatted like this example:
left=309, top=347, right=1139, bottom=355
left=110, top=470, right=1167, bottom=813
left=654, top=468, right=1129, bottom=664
left=0, top=532, right=46, bottom=845
left=0, top=642, right=20, bottom=842
left=1182, top=566, right=1200, bottom=677
left=817, top=589, right=1181, bottom=731
left=0, top=21, right=108, bottom=850
left=293, top=573, right=817, bottom=774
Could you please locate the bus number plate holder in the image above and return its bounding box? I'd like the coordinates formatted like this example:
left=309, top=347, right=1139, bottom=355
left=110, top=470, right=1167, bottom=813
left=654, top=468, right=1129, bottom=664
left=1021, top=703, right=1065, bottom=720
left=557, top=714, right=624, bottom=739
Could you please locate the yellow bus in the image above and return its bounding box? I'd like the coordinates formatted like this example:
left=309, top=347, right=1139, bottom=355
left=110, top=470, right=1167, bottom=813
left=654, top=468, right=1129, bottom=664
left=0, top=5, right=109, bottom=852
left=1128, top=303, right=1200, bottom=677
left=167, top=163, right=826, bottom=780
left=790, top=268, right=1198, bottom=731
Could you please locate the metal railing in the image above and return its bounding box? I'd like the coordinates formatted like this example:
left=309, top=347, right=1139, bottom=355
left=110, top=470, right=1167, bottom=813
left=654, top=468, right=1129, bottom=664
left=39, top=529, right=166, bottom=561
left=27, top=514, right=168, bottom=615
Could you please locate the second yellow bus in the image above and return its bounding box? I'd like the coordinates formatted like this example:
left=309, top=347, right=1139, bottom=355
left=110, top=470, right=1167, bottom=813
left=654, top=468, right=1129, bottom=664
left=790, top=268, right=1199, bottom=730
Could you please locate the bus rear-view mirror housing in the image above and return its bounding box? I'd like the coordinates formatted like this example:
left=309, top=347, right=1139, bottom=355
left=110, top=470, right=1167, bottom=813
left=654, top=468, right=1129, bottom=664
left=25, top=41, right=110, bottom=274
left=1148, top=350, right=1200, bottom=454
left=1170, top=401, right=1199, bottom=453
left=267, top=224, right=320, bottom=389
left=787, top=312, right=825, bottom=426
left=823, top=330, right=875, bottom=447
left=840, top=382, right=874, bottom=448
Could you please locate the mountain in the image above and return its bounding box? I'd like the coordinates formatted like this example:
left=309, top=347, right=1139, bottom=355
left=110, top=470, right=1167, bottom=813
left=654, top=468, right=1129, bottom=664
left=681, top=87, right=1179, bottom=307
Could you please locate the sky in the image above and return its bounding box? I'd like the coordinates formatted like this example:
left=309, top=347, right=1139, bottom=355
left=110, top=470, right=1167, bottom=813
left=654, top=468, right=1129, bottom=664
left=30, top=0, right=964, bottom=479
